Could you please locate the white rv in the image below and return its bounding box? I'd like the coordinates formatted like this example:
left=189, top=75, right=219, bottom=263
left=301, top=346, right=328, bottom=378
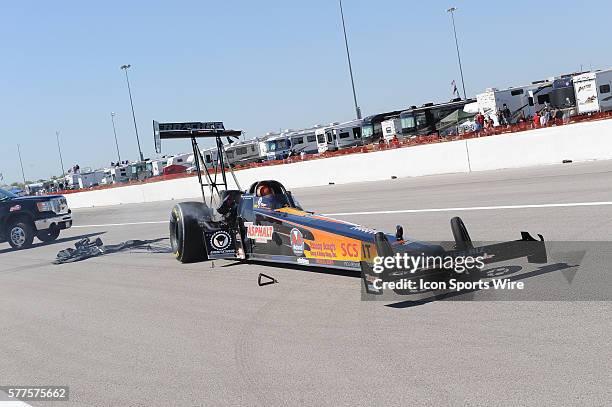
left=78, top=170, right=107, bottom=189
left=476, top=82, right=553, bottom=125
left=317, top=120, right=362, bottom=152
left=259, top=127, right=319, bottom=160
left=316, top=125, right=336, bottom=153
left=166, top=153, right=191, bottom=167
left=150, top=158, right=168, bottom=176
left=380, top=118, right=402, bottom=142
left=111, top=165, right=130, bottom=183
left=573, top=69, right=612, bottom=114
left=225, top=139, right=261, bottom=166
left=286, top=127, right=320, bottom=155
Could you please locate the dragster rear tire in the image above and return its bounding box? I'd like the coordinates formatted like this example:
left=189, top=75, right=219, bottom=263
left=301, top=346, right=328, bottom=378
left=170, top=202, right=208, bottom=263
left=451, top=216, right=473, bottom=251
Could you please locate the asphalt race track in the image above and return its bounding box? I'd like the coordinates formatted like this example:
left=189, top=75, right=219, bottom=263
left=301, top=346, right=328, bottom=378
left=2, top=161, right=612, bottom=406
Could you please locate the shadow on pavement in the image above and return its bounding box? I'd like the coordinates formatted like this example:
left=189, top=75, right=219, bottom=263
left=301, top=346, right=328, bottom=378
left=0, top=232, right=107, bottom=255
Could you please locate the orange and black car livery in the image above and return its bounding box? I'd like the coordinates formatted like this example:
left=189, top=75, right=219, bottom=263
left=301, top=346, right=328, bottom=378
left=235, top=180, right=446, bottom=272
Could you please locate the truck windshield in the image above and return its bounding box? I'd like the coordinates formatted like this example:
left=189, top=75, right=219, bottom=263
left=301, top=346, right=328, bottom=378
left=0, top=188, right=17, bottom=201
left=266, top=140, right=288, bottom=152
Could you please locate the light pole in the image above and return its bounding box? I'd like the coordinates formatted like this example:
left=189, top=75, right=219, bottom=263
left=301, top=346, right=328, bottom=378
left=120, top=64, right=144, bottom=161
left=17, top=144, right=26, bottom=185
left=339, top=0, right=362, bottom=120
left=447, top=7, right=467, bottom=99
left=110, top=112, right=122, bottom=163
left=56, top=130, right=66, bottom=177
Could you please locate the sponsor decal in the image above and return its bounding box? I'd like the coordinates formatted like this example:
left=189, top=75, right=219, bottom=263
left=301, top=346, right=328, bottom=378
left=309, top=241, right=337, bottom=258
left=9, top=205, right=21, bottom=212
left=290, top=228, right=304, bottom=256
left=210, top=230, right=232, bottom=251
left=297, top=258, right=310, bottom=265
left=343, top=261, right=360, bottom=269
left=204, top=230, right=236, bottom=258
left=340, top=242, right=360, bottom=259
left=246, top=223, right=274, bottom=242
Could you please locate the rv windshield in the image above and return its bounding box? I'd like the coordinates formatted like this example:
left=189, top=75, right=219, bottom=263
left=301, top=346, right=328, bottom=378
left=362, top=124, right=374, bottom=139
left=400, top=114, right=416, bottom=131
left=265, top=139, right=289, bottom=152
left=416, top=113, right=428, bottom=130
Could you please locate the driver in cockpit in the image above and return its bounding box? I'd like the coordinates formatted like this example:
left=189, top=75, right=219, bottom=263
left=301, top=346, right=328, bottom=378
left=255, top=182, right=290, bottom=209
left=256, top=183, right=273, bottom=197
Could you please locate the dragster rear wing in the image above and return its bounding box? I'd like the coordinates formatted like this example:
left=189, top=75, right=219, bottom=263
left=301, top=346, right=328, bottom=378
left=153, top=120, right=242, bottom=153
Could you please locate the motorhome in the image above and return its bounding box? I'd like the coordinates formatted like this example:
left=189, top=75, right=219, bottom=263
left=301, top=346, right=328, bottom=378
left=475, top=83, right=553, bottom=125
left=150, top=158, right=168, bottom=176
left=111, top=164, right=130, bottom=183
left=166, top=153, right=191, bottom=168
left=400, top=98, right=476, bottom=137
left=361, top=110, right=403, bottom=143
left=315, top=124, right=336, bottom=153
left=317, top=120, right=363, bottom=152
left=259, top=127, right=319, bottom=161
left=549, top=76, right=577, bottom=109
left=78, top=169, right=107, bottom=188
left=573, top=68, right=612, bottom=114
left=286, top=126, right=320, bottom=155
left=225, top=139, right=261, bottom=166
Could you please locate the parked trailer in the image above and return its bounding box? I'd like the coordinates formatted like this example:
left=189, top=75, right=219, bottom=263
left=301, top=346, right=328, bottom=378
left=475, top=83, right=552, bottom=126
left=573, top=68, right=612, bottom=114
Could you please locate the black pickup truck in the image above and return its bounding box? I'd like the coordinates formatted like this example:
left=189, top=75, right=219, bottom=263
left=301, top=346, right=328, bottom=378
left=0, top=187, right=73, bottom=249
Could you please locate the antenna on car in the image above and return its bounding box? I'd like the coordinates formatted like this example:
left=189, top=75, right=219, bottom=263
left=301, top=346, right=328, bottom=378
left=153, top=120, right=242, bottom=206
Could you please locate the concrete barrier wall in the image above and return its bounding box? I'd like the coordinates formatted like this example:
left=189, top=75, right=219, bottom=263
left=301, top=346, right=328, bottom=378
left=65, top=119, right=612, bottom=208
left=467, top=119, right=612, bottom=171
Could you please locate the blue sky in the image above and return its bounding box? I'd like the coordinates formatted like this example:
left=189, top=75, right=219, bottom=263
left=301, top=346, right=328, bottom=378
left=1, top=0, right=610, bottom=184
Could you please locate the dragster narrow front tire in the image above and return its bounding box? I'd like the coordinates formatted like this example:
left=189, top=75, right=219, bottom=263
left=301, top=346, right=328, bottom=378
left=170, top=202, right=208, bottom=263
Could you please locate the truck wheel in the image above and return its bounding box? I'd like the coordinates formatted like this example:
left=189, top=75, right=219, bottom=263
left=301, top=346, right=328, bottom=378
left=7, top=220, right=35, bottom=250
left=37, top=227, right=61, bottom=243
left=450, top=216, right=473, bottom=251
left=170, top=202, right=208, bottom=263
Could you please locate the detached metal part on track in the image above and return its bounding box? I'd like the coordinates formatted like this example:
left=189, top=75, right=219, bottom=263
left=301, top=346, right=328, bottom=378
left=53, top=237, right=170, bottom=264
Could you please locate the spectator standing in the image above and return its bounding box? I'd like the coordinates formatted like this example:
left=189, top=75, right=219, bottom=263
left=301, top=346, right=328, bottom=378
left=502, top=104, right=512, bottom=126
left=533, top=111, right=540, bottom=127
left=496, top=108, right=504, bottom=126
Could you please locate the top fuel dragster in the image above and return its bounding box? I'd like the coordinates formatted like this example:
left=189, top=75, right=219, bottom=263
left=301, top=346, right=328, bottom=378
left=154, top=120, right=547, bottom=294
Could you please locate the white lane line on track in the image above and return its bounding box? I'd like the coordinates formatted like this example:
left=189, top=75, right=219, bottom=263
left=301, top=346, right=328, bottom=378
left=72, top=221, right=167, bottom=228
left=323, top=201, right=612, bottom=216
